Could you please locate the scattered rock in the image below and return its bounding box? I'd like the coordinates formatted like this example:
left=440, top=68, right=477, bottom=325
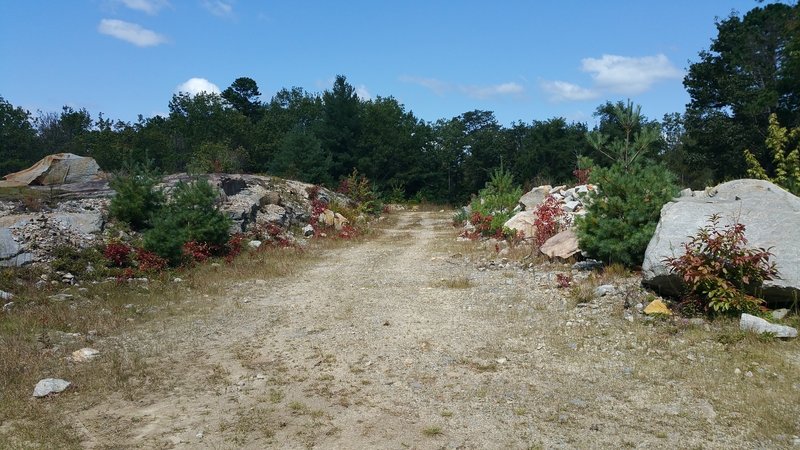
left=572, top=259, right=602, bottom=271
left=33, top=378, right=71, bottom=397
left=740, top=313, right=797, bottom=338
left=303, top=224, right=315, bottom=237
left=540, top=229, right=580, bottom=260
left=2, top=302, right=13, bottom=312
left=594, top=285, right=616, bottom=297
left=643, top=179, right=800, bottom=305
left=643, top=299, right=672, bottom=315
left=69, top=348, right=100, bottom=362
left=248, top=240, right=262, bottom=249
left=772, top=309, right=790, bottom=320
left=0, top=290, right=13, bottom=300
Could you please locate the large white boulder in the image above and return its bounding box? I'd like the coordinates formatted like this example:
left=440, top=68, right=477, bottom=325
left=642, top=180, right=800, bottom=304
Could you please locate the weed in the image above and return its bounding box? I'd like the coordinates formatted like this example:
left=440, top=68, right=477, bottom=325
left=422, top=426, right=443, bottom=437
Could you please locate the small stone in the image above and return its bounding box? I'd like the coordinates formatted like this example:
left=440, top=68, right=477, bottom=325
left=172, top=277, right=183, bottom=283
left=255, top=374, right=266, bottom=380
left=734, top=368, right=742, bottom=375
left=772, top=308, right=790, bottom=321
left=302, top=224, right=315, bottom=237
left=33, top=378, right=71, bottom=397
left=594, top=285, right=615, bottom=297
left=248, top=240, right=262, bottom=249
left=745, top=371, right=754, bottom=378
left=196, top=431, right=204, bottom=439
left=644, top=299, right=672, bottom=315
left=69, top=347, right=100, bottom=362
left=0, top=290, right=13, bottom=300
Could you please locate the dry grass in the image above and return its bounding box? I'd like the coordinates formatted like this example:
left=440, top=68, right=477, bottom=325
left=433, top=276, right=474, bottom=289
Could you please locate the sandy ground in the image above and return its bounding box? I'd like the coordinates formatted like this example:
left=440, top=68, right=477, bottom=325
left=68, top=211, right=799, bottom=449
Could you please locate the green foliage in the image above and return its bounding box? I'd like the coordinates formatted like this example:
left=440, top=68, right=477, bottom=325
left=337, top=169, right=383, bottom=216
left=744, top=113, right=800, bottom=195
left=468, top=166, right=522, bottom=237
left=187, top=141, right=245, bottom=174
left=143, top=180, right=231, bottom=265
left=586, top=100, right=660, bottom=171
left=108, top=163, right=165, bottom=231
left=51, top=245, right=109, bottom=279
left=665, top=214, right=779, bottom=315
left=576, top=162, right=678, bottom=267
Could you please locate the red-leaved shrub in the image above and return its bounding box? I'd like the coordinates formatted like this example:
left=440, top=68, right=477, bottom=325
left=533, top=194, right=563, bottom=248
left=104, top=242, right=132, bottom=267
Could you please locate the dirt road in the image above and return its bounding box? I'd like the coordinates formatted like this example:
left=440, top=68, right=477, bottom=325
left=71, top=211, right=799, bottom=449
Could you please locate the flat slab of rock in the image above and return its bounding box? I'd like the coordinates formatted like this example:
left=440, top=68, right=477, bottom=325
left=740, top=313, right=797, bottom=338
left=642, top=179, right=800, bottom=305
left=33, top=378, right=71, bottom=397
left=540, top=229, right=580, bottom=259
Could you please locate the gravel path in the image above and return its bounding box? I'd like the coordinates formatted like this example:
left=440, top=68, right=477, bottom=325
left=70, top=211, right=797, bottom=449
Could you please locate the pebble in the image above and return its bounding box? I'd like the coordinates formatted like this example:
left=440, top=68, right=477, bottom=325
left=33, top=378, right=71, bottom=397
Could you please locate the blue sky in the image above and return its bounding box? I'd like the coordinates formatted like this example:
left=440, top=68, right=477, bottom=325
left=0, top=0, right=763, bottom=127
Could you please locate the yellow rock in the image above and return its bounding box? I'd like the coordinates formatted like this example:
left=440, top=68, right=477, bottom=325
left=644, top=299, right=672, bottom=315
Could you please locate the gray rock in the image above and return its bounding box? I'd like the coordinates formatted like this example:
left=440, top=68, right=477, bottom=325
left=519, top=185, right=552, bottom=211
left=540, top=229, right=580, bottom=260
left=302, top=224, right=315, bottom=237
left=33, top=378, right=71, bottom=397
left=594, top=284, right=616, bottom=297
left=0, top=252, right=33, bottom=267
left=562, top=200, right=581, bottom=212
left=248, top=240, right=262, bottom=249
left=772, top=308, right=790, bottom=320
left=0, top=228, right=21, bottom=259
left=0, top=290, right=14, bottom=300
left=572, top=259, right=602, bottom=271
left=740, top=313, right=797, bottom=338
left=2, top=302, right=13, bottom=312
left=642, top=180, right=800, bottom=305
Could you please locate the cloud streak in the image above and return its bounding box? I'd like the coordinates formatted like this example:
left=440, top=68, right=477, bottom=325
left=400, top=75, right=524, bottom=99
left=203, top=0, right=234, bottom=17
left=119, top=0, right=170, bottom=15
left=98, top=19, right=168, bottom=47
left=541, top=53, right=682, bottom=102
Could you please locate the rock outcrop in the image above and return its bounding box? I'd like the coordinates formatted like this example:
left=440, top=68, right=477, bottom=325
left=0, top=153, right=104, bottom=187
left=642, top=179, right=800, bottom=304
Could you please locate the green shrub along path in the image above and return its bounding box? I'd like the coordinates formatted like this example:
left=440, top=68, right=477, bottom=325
left=34, top=211, right=800, bottom=448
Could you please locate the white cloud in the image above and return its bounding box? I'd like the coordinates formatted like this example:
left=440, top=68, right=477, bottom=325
left=98, top=19, right=168, bottom=47
left=203, top=0, right=234, bottom=17
left=540, top=80, right=598, bottom=102
left=119, top=0, right=170, bottom=15
left=355, top=85, right=371, bottom=101
left=460, top=82, right=524, bottom=99
left=398, top=75, right=451, bottom=96
left=175, top=78, right=221, bottom=96
left=580, top=54, right=682, bottom=94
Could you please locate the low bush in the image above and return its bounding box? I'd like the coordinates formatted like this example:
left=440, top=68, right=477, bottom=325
left=467, top=166, right=522, bottom=238
left=665, top=214, right=778, bottom=315
left=108, top=163, right=164, bottom=231
left=143, top=179, right=231, bottom=265
left=533, top=194, right=563, bottom=248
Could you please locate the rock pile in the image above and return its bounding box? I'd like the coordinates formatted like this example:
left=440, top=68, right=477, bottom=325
left=503, top=184, right=597, bottom=242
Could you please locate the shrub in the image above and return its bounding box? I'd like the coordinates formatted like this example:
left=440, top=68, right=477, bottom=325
left=664, top=214, right=778, bottom=315
left=143, top=179, right=231, bottom=265
left=533, top=194, right=563, bottom=248
left=103, top=242, right=132, bottom=267
left=338, top=169, right=383, bottom=216
left=576, top=162, right=678, bottom=267
left=108, top=163, right=164, bottom=231
left=134, top=248, right=168, bottom=273
left=51, top=245, right=108, bottom=278
left=468, top=166, right=522, bottom=238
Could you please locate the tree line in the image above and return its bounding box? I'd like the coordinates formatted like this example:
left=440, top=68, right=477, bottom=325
left=1, top=2, right=797, bottom=203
